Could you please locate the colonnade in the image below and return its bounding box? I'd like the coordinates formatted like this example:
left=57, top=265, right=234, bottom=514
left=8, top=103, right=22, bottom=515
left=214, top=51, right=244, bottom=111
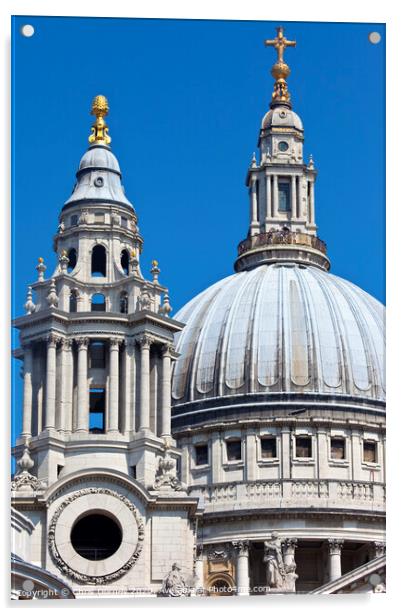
left=249, top=173, right=316, bottom=233
left=20, top=334, right=174, bottom=438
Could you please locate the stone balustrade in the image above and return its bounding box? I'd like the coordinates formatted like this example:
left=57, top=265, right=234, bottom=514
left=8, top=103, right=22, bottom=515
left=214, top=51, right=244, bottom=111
left=188, top=479, right=385, bottom=513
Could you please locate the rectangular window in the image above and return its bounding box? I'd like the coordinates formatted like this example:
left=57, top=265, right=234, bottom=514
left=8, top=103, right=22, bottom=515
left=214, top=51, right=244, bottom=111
left=363, top=441, right=377, bottom=463
left=278, top=180, right=291, bottom=212
left=90, top=342, right=106, bottom=369
left=130, top=466, right=137, bottom=479
left=261, top=437, right=277, bottom=459
left=94, top=212, right=104, bottom=223
left=331, top=437, right=346, bottom=460
left=70, top=214, right=78, bottom=226
left=89, top=388, right=105, bottom=434
left=295, top=436, right=312, bottom=458
left=121, top=216, right=128, bottom=228
left=195, top=444, right=208, bottom=466
left=226, top=439, right=242, bottom=462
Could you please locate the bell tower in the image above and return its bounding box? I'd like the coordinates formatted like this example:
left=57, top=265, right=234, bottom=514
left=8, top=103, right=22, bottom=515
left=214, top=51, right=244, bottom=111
left=13, top=95, right=184, bottom=487
left=235, top=27, right=329, bottom=273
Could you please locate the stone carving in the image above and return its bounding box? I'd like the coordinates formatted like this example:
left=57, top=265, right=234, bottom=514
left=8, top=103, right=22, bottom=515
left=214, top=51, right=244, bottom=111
left=48, top=488, right=144, bottom=584
left=11, top=447, right=46, bottom=492
left=59, top=249, right=69, bottom=273
left=206, top=545, right=231, bottom=562
left=78, top=209, right=89, bottom=224
left=57, top=219, right=65, bottom=234
left=46, top=278, right=59, bottom=308
left=263, top=533, right=298, bottom=593
left=159, top=563, right=191, bottom=597
left=36, top=257, right=47, bottom=281
left=136, top=287, right=153, bottom=312
left=160, top=292, right=172, bottom=316
left=154, top=448, right=183, bottom=491
left=24, top=286, right=36, bottom=315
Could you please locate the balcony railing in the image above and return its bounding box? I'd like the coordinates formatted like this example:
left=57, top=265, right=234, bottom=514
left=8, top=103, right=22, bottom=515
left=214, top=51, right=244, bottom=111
left=188, top=479, right=385, bottom=513
left=237, top=230, right=327, bottom=257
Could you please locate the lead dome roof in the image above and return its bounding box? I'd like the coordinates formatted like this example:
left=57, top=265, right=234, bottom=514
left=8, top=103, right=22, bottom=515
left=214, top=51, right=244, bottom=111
left=171, top=264, right=385, bottom=405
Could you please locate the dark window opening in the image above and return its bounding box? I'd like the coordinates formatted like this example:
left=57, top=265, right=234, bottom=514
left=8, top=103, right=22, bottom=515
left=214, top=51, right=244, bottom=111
left=195, top=444, right=208, bottom=466
left=278, top=180, right=291, bottom=212
left=120, top=249, right=129, bottom=275
left=261, top=437, right=277, bottom=459
left=70, top=513, right=122, bottom=561
left=91, top=293, right=106, bottom=312
left=295, top=436, right=312, bottom=458
left=90, top=341, right=106, bottom=369
left=67, top=248, right=77, bottom=273
left=69, top=289, right=78, bottom=313
left=70, top=214, right=78, bottom=226
left=121, top=217, right=128, bottom=228
left=120, top=292, right=128, bottom=314
left=91, top=244, right=107, bottom=277
left=130, top=466, right=136, bottom=479
left=94, top=212, right=104, bottom=223
left=226, top=439, right=242, bottom=462
left=363, top=441, right=377, bottom=463
left=331, top=437, right=346, bottom=460
left=89, top=388, right=105, bottom=434
left=57, top=465, right=64, bottom=477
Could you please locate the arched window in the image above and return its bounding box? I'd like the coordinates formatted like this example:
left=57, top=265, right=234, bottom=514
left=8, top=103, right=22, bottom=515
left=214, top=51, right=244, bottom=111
left=67, top=248, right=77, bottom=273
left=69, top=289, right=78, bottom=313
left=120, top=291, right=128, bottom=314
left=91, top=293, right=106, bottom=312
left=120, top=249, right=129, bottom=275
left=91, top=245, right=106, bottom=277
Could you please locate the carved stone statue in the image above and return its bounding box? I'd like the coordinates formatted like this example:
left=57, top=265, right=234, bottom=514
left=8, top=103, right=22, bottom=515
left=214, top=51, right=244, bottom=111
left=263, top=533, right=298, bottom=593
left=136, top=287, right=153, bottom=312
left=159, top=563, right=190, bottom=597
left=264, top=532, right=286, bottom=589
left=154, top=448, right=182, bottom=491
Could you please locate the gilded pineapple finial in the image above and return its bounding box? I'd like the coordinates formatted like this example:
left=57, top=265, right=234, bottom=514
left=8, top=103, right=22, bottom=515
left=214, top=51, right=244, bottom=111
left=89, top=95, right=111, bottom=145
left=264, top=26, right=296, bottom=109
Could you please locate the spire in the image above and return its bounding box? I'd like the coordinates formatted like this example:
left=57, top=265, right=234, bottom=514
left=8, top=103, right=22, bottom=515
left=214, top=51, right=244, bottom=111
left=264, top=26, right=296, bottom=109
left=89, top=95, right=111, bottom=145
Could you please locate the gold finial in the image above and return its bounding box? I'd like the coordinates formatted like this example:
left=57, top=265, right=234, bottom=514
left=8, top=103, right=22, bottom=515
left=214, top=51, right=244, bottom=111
left=89, top=95, right=111, bottom=145
left=264, top=26, right=296, bottom=108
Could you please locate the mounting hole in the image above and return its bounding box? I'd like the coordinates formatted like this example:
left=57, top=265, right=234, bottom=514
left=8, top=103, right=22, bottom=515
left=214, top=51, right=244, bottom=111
left=368, top=32, right=381, bottom=44
left=21, top=24, right=35, bottom=38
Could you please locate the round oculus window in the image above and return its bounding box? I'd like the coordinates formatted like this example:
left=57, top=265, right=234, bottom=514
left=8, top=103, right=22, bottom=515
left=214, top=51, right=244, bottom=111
left=70, top=513, right=122, bottom=561
left=94, top=176, right=104, bottom=187
left=278, top=141, right=289, bottom=152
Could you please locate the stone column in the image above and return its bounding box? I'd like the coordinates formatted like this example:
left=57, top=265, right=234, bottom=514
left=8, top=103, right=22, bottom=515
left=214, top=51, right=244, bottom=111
left=250, top=178, right=258, bottom=235
left=160, top=344, right=173, bottom=438
left=108, top=338, right=120, bottom=433
left=21, top=344, right=33, bottom=438
left=138, top=335, right=152, bottom=431
left=232, top=541, right=250, bottom=596
left=297, top=176, right=303, bottom=219
left=58, top=339, right=72, bottom=432
left=273, top=174, right=279, bottom=217
left=76, top=337, right=89, bottom=433
left=265, top=173, right=272, bottom=221
left=44, top=334, right=58, bottom=430
left=291, top=175, right=297, bottom=219
left=308, top=179, right=315, bottom=224
left=328, top=539, right=344, bottom=581
left=123, top=340, right=134, bottom=434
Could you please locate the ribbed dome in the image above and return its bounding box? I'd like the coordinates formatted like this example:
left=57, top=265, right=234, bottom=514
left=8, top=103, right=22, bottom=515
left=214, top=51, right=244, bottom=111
left=261, top=107, right=303, bottom=131
left=78, top=145, right=121, bottom=174
left=172, top=264, right=385, bottom=404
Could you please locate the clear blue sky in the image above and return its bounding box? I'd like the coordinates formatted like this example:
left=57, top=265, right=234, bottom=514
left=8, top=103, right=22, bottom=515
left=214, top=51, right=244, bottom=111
left=11, top=17, right=385, bottom=442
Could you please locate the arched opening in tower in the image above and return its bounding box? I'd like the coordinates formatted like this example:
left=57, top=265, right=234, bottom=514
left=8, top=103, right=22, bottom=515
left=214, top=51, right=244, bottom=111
left=91, top=293, right=106, bottom=312
left=91, top=244, right=107, bottom=277
left=69, top=289, right=79, bottom=312
left=67, top=248, right=77, bottom=273
left=120, top=291, right=128, bottom=314
left=70, top=513, right=122, bottom=561
left=120, top=249, right=129, bottom=275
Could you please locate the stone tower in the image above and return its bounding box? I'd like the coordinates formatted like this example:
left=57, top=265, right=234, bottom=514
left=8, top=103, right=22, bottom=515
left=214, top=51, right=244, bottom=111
left=12, top=96, right=200, bottom=597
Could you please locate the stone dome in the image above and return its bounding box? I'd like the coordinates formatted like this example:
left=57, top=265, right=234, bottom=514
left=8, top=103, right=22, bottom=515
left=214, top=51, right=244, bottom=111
left=78, top=144, right=121, bottom=174
left=261, top=107, right=303, bottom=131
left=172, top=263, right=385, bottom=405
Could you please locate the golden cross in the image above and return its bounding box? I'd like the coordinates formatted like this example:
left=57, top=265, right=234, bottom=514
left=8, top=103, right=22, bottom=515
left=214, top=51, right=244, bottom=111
left=264, top=26, right=296, bottom=64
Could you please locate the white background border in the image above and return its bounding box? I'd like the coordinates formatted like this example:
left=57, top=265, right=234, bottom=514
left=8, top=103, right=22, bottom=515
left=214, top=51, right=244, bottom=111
left=1, top=0, right=400, bottom=612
